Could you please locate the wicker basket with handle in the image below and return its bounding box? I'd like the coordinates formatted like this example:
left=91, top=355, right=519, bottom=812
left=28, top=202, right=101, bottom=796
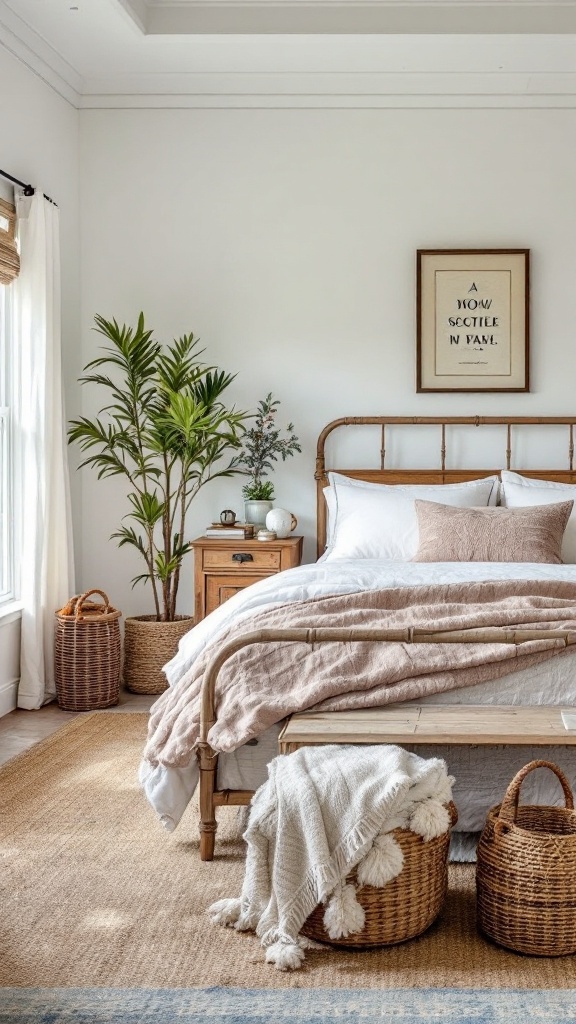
left=54, top=589, right=122, bottom=712
left=476, top=759, right=576, bottom=956
left=301, top=801, right=458, bottom=948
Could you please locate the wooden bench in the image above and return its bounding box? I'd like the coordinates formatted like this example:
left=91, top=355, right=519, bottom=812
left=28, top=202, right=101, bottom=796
left=278, top=705, right=576, bottom=753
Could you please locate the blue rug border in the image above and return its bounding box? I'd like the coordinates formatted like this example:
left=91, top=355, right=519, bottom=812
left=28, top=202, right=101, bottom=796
left=1, top=987, right=576, bottom=1023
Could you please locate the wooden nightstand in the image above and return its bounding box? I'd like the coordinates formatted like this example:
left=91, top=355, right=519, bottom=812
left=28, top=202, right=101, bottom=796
left=191, top=535, right=303, bottom=622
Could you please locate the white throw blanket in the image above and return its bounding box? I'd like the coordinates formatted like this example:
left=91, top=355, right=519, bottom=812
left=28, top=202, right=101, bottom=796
left=209, top=744, right=454, bottom=969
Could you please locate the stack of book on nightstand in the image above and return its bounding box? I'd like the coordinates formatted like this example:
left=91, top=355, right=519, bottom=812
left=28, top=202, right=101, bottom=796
left=204, top=522, right=256, bottom=539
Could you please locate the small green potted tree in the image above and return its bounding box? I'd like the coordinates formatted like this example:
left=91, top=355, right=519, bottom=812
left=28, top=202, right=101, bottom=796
left=68, top=313, right=249, bottom=693
left=237, top=392, right=301, bottom=528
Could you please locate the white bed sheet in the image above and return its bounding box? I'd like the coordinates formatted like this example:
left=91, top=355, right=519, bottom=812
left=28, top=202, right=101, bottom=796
left=143, top=559, right=576, bottom=832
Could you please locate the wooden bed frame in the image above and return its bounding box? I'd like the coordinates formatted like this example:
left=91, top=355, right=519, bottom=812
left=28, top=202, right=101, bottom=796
left=197, top=415, right=576, bottom=860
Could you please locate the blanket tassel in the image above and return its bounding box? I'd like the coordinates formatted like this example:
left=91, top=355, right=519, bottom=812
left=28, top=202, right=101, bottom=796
left=323, top=883, right=365, bottom=940
left=410, top=798, right=450, bottom=842
left=265, top=939, right=306, bottom=971
left=208, top=897, right=242, bottom=927
left=357, top=833, right=404, bottom=888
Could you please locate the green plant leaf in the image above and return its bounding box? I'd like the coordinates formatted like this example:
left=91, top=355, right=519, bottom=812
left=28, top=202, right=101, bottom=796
left=68, top=313, right=252, bottom=619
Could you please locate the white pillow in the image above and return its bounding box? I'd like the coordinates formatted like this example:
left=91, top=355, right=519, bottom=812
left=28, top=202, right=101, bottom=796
left=323, top=472, right=499, bottom=548
left=323, top=473, right=500, bottom=562
left=501, top=470, right=576, bottom=562
left=501, top=469, right=576, bottom=492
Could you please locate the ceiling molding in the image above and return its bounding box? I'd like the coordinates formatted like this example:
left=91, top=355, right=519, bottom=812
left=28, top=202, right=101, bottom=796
left=79, top=95, right=576, bottom=109
left=114, top=0, right=148, bottom=33
left=78, top=71, right=576, bottom=107
left=4, top=0, right=576, bottom=109
left=0, top=7, right=81, bottom=106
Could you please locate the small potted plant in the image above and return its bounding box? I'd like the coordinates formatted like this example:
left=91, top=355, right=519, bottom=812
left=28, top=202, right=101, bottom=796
left=238, top=392, right=301, bottom=528
left=68, top=313, right=249, bottom=693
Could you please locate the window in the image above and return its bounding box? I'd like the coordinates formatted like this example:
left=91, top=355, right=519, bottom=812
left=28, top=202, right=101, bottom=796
left=0, top=285, right=14, bottom=602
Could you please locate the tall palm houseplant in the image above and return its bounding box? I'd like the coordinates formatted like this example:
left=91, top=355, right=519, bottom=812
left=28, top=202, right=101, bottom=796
left=68, top=313, right=248, bottom=693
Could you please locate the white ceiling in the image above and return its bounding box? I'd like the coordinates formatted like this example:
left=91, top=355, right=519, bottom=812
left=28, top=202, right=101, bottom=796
left=122, top=1, right=576, bottom=35
left=1, top=0, right=576, bottom=107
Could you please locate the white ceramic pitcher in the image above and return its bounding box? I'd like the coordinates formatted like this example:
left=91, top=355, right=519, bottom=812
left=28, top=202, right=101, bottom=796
left=265, top=508, right=298, bottom=539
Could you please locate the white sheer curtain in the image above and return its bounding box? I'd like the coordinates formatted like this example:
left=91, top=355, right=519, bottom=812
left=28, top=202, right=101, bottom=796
left=14, top=191, right=75, bottom=709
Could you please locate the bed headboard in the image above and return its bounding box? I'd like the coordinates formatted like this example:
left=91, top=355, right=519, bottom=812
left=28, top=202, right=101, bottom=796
left=315, top=416, right=576, bottom=559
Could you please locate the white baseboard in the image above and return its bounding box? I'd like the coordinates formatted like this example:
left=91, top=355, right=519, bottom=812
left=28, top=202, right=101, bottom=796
left=0, top=609, right=20, bottom=717
left=0, top=677, right=18, bottom=718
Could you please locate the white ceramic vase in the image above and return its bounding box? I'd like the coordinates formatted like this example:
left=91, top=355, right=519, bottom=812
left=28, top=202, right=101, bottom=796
left=265, top=507, right=298, bottom=539
left=244, top=499, right=273, bottom=529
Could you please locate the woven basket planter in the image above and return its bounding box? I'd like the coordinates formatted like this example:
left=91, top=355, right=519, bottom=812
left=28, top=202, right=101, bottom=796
left=477, top=760, right=576, bottom=956
left=123, top=615, right=193, bottom=695
left=301, top=802, right=457, bottom=949
left=54, top=589, right=122, bottom=712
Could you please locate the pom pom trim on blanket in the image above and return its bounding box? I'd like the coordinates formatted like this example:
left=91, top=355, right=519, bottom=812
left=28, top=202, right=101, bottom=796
left=356, top=833, right=405, bottom=889
left=209, top=745, right=455, bottom=970
left=208, top=806, right=453, bottom=968
left=323, top=883, right=366, bottom=940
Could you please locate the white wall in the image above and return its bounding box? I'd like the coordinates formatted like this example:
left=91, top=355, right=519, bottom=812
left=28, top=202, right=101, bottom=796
left=0, top=44, right=80, bottom=713
left=79, top=106, right=576, bottom=619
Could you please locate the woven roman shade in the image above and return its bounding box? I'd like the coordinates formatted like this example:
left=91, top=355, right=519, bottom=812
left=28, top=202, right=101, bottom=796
left=0, top=197, right=20, bottom=284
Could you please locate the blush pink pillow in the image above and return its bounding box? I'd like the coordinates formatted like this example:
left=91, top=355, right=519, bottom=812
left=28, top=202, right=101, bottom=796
left=413, top=499, right=574, bottom=564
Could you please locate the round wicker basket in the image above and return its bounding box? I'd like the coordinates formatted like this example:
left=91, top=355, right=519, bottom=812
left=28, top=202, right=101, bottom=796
left=301, top=802, right=458, bottom=949
left=476, top=760, right=576, bottom=957
left=54, top=589, right=122, bottom=712
left=123, top=615, right=193, bottom=694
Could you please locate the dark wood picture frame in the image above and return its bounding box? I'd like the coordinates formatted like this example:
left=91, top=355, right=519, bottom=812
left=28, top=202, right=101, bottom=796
left=417, top=248, right=530, bottom=393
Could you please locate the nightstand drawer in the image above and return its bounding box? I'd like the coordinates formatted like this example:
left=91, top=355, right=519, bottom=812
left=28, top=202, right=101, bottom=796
left=192, top=535, right=303, bottom=622
left=202, top=548, right=281, bottom=572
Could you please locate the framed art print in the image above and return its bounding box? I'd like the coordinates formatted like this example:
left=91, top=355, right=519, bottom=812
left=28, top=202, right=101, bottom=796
left=417, top=249, right=530, bottom=393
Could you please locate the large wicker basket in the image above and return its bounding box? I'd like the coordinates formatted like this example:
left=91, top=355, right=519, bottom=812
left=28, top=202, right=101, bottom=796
left=301, top=801, right=458, bottom=948
left=123, top=615, right=193, bottom=694
left=54, top=589, right=122, bottom=712
left=477, top=760, right=576, bottom=956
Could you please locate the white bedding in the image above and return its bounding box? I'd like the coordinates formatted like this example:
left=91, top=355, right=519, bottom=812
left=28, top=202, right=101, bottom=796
left=142, top=559, right=576, bottom=833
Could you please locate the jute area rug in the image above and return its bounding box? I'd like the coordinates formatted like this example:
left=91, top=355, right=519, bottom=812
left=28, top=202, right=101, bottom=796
left=2, top=712, right=576, bottom=993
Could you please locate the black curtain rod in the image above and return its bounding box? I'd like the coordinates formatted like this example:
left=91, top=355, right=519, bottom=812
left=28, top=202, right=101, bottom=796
left=0, top=168, right=56, bottom=206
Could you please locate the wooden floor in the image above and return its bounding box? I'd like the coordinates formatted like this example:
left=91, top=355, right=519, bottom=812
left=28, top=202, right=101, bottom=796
left=0, top=690, right=154, bottom=767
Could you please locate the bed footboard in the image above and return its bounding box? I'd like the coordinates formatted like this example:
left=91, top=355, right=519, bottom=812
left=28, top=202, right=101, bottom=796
left=197, top=625, right=575, bottom=861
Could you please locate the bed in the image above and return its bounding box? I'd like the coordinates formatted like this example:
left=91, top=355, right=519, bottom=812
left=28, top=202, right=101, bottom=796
left=140, top=415, right=576, bottom=860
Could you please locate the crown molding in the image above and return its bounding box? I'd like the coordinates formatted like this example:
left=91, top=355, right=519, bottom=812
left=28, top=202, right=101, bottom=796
left=79, top=97, right=576, bottom=109
left=78, top=72, right=576, bottom=107
left=0, top=6, right=81, bottom=106
left=114, top=0, right=148, bottom=33
left=4, top=0, right=576, bottom=109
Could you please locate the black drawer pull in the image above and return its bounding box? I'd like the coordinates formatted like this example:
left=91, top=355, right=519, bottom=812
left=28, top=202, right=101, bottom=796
left=232, top=552, right=253, bottom=563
